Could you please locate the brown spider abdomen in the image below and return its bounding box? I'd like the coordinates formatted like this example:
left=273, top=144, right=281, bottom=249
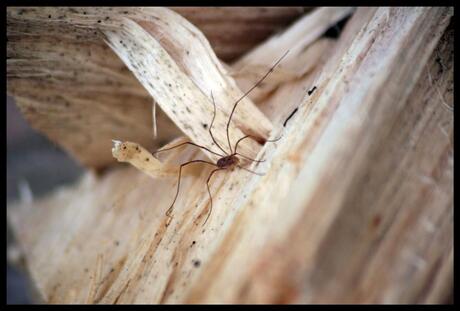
left=217, top=155, right=239, bottom=169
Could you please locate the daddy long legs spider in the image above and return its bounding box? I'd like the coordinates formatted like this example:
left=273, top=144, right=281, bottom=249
left=154, top=50, right=289, bottom=225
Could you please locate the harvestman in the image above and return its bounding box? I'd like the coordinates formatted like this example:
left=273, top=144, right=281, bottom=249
left=154, top=51, right=289, bottom=225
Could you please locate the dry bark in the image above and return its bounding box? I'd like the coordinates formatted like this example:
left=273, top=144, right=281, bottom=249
left=7, top=7, right=453, bottom=304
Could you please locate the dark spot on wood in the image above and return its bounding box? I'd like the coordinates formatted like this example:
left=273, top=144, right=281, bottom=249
left=186, top=107, right=191, bottom=113
left=97, top=20, right=101, bottom=23
left=202, top=123, right=208, bottom=129
left=308, top=86, right=317, bottom=96
left=114, top=240, right=120, bottom=246
left=372, top=215, right=382, bottom=228
left=283, top=107, right=298, bottom=127
left=192, top=259, right=201, bottom=268
left=145, top=158, right=149, bottom=161
left=48, top=15, right=51, bottom=18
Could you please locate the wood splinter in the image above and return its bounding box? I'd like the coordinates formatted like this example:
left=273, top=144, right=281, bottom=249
left=111, top=140, right=179, bottom=178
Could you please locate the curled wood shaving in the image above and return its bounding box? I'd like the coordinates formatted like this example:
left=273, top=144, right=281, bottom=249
left=102, top=10, right=266, bottom=162
left=111, top=140, right=178, bottom=178
left=134, top=8, right=274, bottom=139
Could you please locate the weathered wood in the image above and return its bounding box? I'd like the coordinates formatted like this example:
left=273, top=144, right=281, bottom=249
left=7, top=7, right=304, bottom=169
left=232, top=7, right=355, bottom=103
left=7, top=7, right=453, bottom=304
left=173, top=7, right=307, bottom=62
left=102, top=9, right=271, bottom=162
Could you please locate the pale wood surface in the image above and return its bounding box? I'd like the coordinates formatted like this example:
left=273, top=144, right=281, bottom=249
left=232, top=7, right=354, bottom=103
left=7, top=7, right=453, bottom=304
left=173, top=7, right=307, bottom=63
left=7, top=7, right=304, bottom=169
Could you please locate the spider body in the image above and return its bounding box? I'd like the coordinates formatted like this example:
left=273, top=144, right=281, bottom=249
left=217, top=154, right=239, bottom=169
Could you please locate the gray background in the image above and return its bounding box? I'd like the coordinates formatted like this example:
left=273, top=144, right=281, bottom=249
left=7, top=96, right=84, bottom=304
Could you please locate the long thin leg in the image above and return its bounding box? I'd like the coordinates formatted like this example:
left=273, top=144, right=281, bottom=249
left=233, top=134, right=252, bottom=155
left=233, top=134, right=283, bottom=163
left=154, top=141, right=225, bottom=158
left=237, top=165, right=265, bottom=176
left=235, top=153, right=265, bottom=163
left=166, top=160, right=219, bottom=217
left=226, top=50, right=290, bottom=154
left=203, top=168, right=226, bottom=225
left=234, top=134, right=283, bottom=154
left=209, top=92, right=230, bottom=155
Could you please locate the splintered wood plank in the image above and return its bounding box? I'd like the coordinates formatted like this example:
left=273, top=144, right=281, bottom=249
left=8, top=145, right=210, bottom=303
left=7, top=7, right=453, bottom=304
left=183, top=7, right=452, bottom=303
left=7, top=7, right=303, bottom=169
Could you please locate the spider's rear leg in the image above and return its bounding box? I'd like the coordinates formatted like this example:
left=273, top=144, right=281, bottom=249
left=166, top=159, right=219, bottom=223
left=202, top=167, right=226, bottom=226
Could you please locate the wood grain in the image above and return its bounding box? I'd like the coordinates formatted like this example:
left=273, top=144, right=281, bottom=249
left=7, top=7, right=304, bottom=169
left=7, top=7, right=453, bottom=304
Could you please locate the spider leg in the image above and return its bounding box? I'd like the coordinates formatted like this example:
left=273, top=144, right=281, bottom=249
left=237, top=165, right=265, bottom=176
left=166, top=160, right=219, bottom=218
left=154, top=141, right=225, bottom=158
left=203, top=168, right=226, bottom=226
left=209, top=92, right=230, bottom=155
left=234, top=134, right=283, bottom=163
left=235, top=152, right=266, bottom=163
left=226, top=50, right=290, bottom=154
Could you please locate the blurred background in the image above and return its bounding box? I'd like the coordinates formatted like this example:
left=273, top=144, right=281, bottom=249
left=7, top=96, right=84, bottom=304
